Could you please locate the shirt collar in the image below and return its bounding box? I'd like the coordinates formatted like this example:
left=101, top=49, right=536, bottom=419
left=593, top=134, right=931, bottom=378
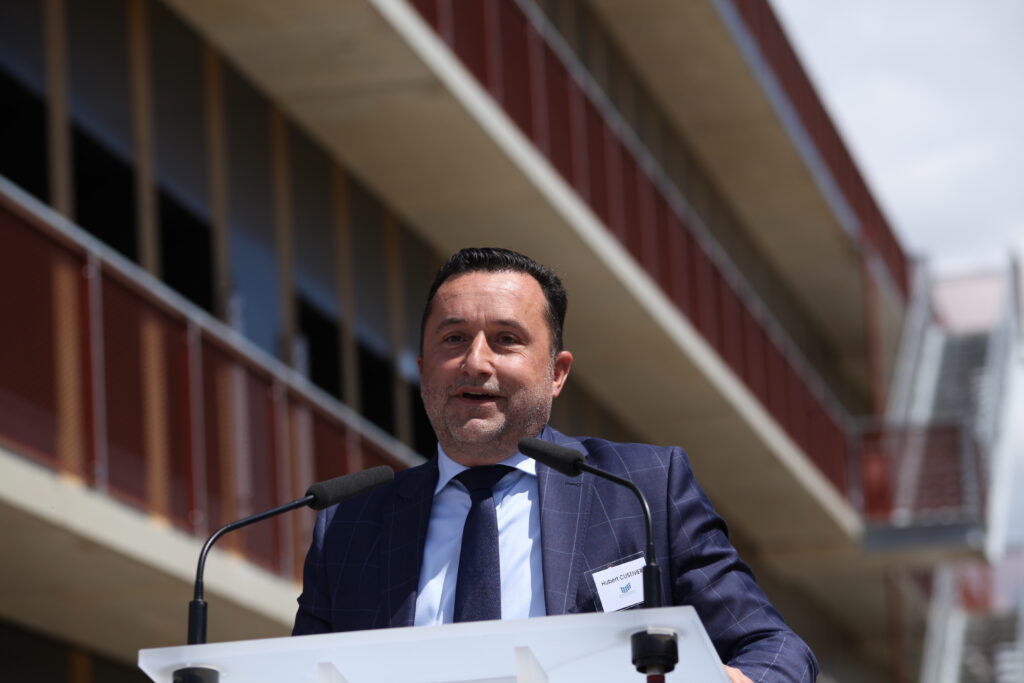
left=434, top=445, right=537, bottom=495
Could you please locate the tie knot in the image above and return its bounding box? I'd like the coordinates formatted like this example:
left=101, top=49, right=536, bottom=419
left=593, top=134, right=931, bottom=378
left=456, top=465, right=515, bottom=497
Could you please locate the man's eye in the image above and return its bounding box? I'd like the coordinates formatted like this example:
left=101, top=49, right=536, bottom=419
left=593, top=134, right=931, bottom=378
left=496, top=334, right=519, bottom=345
left=443, top=334, right=465, bottom=344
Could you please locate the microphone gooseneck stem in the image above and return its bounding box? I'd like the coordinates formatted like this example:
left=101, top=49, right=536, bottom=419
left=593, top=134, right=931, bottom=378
left=575, top=462, right=663, bottom=609
left=518, top=440, right=677, bottom=677
left=187, top=493, right=314, bottom=644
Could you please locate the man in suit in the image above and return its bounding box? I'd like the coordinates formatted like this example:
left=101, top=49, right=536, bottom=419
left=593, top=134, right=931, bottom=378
left=294, top=247, right=818, bottom=682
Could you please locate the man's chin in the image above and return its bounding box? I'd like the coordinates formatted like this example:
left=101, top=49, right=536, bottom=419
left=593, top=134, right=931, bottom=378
left=445, top=419, right=506, bottom=445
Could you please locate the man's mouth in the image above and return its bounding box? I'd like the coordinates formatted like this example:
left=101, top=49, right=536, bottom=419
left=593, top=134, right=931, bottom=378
left=456, top=389, right=501, bottom=402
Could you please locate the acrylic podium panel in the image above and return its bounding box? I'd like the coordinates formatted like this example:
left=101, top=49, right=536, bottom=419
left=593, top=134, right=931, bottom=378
left=138, top=606, right=729, bottom=682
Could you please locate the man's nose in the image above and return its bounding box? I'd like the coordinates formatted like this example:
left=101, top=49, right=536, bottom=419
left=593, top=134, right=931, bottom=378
left=462, top=332, right=495, bottom=374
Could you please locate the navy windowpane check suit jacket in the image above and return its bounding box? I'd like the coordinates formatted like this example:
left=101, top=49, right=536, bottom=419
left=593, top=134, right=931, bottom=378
left=294, top=426, right=819, bottom=682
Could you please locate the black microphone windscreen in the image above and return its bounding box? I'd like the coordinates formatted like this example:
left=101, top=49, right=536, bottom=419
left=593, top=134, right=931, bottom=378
left=518, top=437, right=584, bottom=477
left=306, top=465, right=394, bottom=510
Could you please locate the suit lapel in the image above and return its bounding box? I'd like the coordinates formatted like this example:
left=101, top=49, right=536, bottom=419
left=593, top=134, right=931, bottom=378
left=537, top=426, right=594, bottom=616
left=382, top=460, right=438, bottom=628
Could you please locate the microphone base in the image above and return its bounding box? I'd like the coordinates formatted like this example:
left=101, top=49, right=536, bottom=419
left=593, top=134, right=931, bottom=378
left=631, top=628, right=678, bottom=676
left=172, top=666, right=219, bottom=683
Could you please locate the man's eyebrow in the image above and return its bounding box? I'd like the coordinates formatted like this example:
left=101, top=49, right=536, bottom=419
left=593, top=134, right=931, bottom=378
left=492, top=318, right=529, bottom=332
left=434, top=317, right=466, bottom=330
left=433, top=317, right=529, bottom=332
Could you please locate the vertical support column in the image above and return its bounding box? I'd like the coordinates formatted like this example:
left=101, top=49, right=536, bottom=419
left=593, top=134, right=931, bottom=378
left=204, top=46, right=232, bottom=323
left=331, top=166, right=363, bottom=473
left=43, top=0, right=73, bottom=218
left=332, top=167, right=360, bottom=411
left=212, top=356, right=239, bottom=548
left=272, top=378, right=294, bottom=577
left=384, top=213, right=412, bottom=448
left=127, top=0, right=158, bottom=276
left=230, top=363, right=251, bottom=526
left=289, top=400, right=315, bottom=580
left=84, top=253, right=109, bottom=492
left=141, top=310, right=169, bottom=520
left=53, top=252, right=85, bottom=479
left=270, top=108, right=296, bottom=365
left=186, top=320, right=209, bottom=536
left=68, top=648, right=92, bottom=683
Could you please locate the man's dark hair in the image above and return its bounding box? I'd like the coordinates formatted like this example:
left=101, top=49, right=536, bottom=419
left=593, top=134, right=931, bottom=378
left=420, top=247, right=568, bottom=353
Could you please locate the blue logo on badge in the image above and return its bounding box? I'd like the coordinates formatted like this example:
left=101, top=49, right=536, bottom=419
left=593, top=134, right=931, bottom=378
left=620, top=582, right=632, bottom=594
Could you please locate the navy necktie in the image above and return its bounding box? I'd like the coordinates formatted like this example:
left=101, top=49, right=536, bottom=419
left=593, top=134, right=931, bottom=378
left=452, top=465, right=515, bottom=622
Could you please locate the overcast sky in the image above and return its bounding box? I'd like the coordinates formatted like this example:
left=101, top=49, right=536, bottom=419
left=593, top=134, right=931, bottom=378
left=767, top=0, right=1024, bottom=275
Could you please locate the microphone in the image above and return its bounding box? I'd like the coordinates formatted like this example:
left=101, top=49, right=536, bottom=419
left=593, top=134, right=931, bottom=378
left=185, top=466, right=394, bottom=646
left=518, top=438, right=677, bottom=679
left=518, top=438, right=662, bottom=608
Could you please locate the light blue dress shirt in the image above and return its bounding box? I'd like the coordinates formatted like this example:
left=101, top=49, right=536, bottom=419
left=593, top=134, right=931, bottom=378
left=413, top=447, right=546, bottom=625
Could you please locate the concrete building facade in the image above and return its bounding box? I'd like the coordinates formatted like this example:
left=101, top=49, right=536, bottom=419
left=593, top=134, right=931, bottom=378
left=0, top=1, right=990, bottom=680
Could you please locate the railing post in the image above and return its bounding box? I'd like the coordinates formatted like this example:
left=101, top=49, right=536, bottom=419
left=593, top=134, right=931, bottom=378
left=186, top=319, right=209, bottom=536
left=84, top=252, right=109, bottom=493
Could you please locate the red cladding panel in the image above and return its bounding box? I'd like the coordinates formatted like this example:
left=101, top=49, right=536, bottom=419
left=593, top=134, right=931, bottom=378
left=201, top=338, right=231, bottom=532
left=361, top=437, right=408, bottom=472
left=496, top=0, right=533, bottom=139
left=860, top=427, right=892, bottom=518
left=409, top=0, right=439, bottom=30
left=451, top=0, right=488, bottom=87
left=654, top=194, right=672, bottom=293
left=620, top=151, right=640, bottom=254
left=803, top=398, right=822, bottom=468
left=820, top=405, right=848, bottom=494
left=604, top=129, right=626, bottom=240
left=834, top=421, right=849, bottom=493
left=568, top=77, right=588, bottom=197
left=685, top=232, right=701, bottom=320
left=665, top=212, right=691, bottom=316
left=313, top=411, right=348, bottom=481
left=635, top=169, right=659, bottom=280
left=242, top=370, right=282, bottom=572
left=707, top=268, right=724, bottom=351
left=693, top=246, right=719, bottom=348
left=584, top=99, right=609, bottom=222
left=820, top=411, right=843, bottom=492
left=719, top=278, right=744, bottom=378
left=0, top=207, right=59, bottom=466
left=101, top=273, right=148, bottom=509
left=543, top=44, right=573, bottom=183
left=742, top=310, right=768, bottom=405
left=161, top=312, right=194, bottom=532
left=785, top=367, right=807, bottom=453
left=765, top=340, right=788, bottom=427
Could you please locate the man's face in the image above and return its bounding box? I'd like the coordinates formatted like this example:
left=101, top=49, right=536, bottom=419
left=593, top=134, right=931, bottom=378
left=418, top=271, right=573, bottom=465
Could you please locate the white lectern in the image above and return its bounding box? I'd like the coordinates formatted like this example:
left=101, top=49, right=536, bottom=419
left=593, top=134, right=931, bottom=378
left=139, top=606, right=728, bottom=682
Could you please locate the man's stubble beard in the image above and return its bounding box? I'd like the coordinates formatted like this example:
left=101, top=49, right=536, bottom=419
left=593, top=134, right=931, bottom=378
left=423, top=368, right=555, bottom=464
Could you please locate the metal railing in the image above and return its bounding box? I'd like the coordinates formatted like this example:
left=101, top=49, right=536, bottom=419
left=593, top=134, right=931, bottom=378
left=857, top=419, right=985, bottom=527
left=975, top=265, right=1020, bottom=457
left=0, top=176, right=422, bottom=582
left=409, top=0, right=859, bottom=498
left=723, top=0, right=910, bottom=298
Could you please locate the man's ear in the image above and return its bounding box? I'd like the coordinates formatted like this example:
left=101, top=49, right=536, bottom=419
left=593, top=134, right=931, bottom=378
left=550, top=350, right=573, bottom=398
left=417, top=356, right=423, bottom=377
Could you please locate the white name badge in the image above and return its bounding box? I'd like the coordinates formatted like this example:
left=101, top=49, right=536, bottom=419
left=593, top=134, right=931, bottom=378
left=589, top=555, right=646, bottom=612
